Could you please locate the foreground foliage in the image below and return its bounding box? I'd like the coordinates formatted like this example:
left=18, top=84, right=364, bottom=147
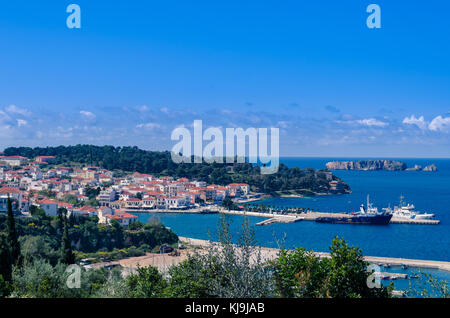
left=1, top=213, right=447, bottom=298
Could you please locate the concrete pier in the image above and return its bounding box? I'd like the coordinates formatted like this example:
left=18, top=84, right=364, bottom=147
left=390, top=217, right=440, bottom=225
left=126, top=207, right=440, bottom=225
left=315, top=252, right=450, bottom=272
left=379, top=272, right=408, bottom=280
left=255, top=216, right=304, bottom=226
left=220, top=209, right=441, bottom=225
left=181, top=237, right=450, bottom=272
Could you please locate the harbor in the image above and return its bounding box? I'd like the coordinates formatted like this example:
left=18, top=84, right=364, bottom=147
left=219, top=209, right=441, bottom=225
left=127, top=207, right=441, bottom=225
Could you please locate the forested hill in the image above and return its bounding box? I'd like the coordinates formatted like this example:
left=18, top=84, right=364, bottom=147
left=4, top=145, right=350, bottom=194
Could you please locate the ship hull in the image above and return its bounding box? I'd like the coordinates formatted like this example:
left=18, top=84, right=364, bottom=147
left=315, top=214, right=392, bottom=225
left=393, top=213, right=435, bottom=220
left=412, top=213, right=435, bottom=220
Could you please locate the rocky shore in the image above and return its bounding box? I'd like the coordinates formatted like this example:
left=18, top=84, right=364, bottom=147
left=326, top=160, right=437, bottom=172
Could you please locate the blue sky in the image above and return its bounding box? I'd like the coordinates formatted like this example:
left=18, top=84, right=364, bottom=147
left=0, top=0, right=449, bottom=157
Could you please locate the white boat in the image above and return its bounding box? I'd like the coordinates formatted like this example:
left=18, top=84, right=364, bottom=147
left=359, top=195, right=384, bottom=215
left=387, top=196, right=435, bottom=219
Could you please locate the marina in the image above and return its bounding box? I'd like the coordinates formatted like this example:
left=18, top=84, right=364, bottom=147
left=126, top=207, right=441, bottom=225
left=125, top=202, right=441, bottom=225
left=220, top=209, right=440, bottom=225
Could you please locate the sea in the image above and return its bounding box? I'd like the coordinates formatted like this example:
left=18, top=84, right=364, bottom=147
left=135, top=157, right=450, bottom=292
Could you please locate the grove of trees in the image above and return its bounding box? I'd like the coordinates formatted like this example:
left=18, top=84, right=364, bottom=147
left=4, top=145, right=350, bottom=194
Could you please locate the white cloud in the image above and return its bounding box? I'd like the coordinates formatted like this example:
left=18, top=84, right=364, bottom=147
left=0, top=110, right=11, bottom=122
left=136, top=105, right=149, bottom=112
left=136, top=122, right=161, bottom=129
left=429, top=115, right=450, bottom=132
left=402, top=114, right=450, bottom=132
left=6, top=104, right=31, bottom=116
left=160, top=107, right=169, bottom=114
left=17, top=119, right=27, bottom=127
left=402, top=115, right=427, bottom=130
left=355, top=118, right=388, bottom=127
left=337, top=118, right=388, bottom=127
left=277, top=121, right=289, bottom=128
left=80, top=110, right=96, bottom=120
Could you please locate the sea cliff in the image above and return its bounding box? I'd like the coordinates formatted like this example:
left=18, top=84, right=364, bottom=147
left=326, top=160, right=437, bottom=171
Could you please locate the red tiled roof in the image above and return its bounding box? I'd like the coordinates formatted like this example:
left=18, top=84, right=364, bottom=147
left=0, top=187, right=22, bottom=194
left=0, top=155, right=28, bottom=160
left=38, top=199, right=58, bottom=205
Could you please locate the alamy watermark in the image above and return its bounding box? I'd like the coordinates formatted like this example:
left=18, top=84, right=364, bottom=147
left=366, top=264, right=382, bottom=289
left=366, top=4, right=381, bottom=29
left=66, top=4, right=81, bottom=29
left=170, top=120, right=279, bottom=174
left=66, top=264, right=81, bottom=289
left=64, top=4, right=379, bottom=30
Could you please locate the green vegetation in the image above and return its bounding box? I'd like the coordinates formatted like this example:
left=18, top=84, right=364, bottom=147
left=271, top=238, right=392, bottom=298
left=98, top=216, right=393, bottom=298
left=4, top=145, right=350, bottom=194
left=1, top=210, right=448, bottom=298
left=60, top=209, right=75, bottom=265
left=6, top=198, right=21, bottom=268
left=0, top=203, right=178, bottom=298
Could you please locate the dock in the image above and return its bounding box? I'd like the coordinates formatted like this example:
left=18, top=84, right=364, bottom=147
left=302, top=212, right=440, bottom=224
left=378, top=272, right=408, bottom=280
left=128, top=207, right=440, bottom=225
left=315, top=251, right=450, bottom=271
left=390, top=217, right=440, bottom=225
left=181, top=236, right=450, bottom=272
left=255, top=216, right=304, bottom=226
left=222, top=209, right=441, bottom=225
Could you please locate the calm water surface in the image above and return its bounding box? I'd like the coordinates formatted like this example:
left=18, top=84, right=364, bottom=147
left=135, top=157, right=450, bottom=289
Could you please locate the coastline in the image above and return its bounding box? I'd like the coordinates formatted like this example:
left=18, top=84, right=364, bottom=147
left=236, top=190, right=350, bottom=203
left=179, top=236, right=450, bottom=272
left=89, top=235, right=450, bottom=276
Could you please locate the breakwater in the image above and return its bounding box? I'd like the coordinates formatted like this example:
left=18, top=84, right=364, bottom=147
left=219, top=209, right=440, bottom=225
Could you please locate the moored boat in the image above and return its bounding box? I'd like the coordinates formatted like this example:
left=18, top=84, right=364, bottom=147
left=386, top=196, right=435, bottom=220
left=315, top=195, right=392, bottom=225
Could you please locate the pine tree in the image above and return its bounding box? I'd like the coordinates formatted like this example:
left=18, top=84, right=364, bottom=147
left=0, top=234, right=12, bottom=283
left=6, top=196, right=21, bottom=267
left=60, top=209, right=75, bottom=264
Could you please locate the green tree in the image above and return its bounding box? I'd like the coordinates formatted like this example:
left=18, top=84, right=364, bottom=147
left=20, top=235, right=60, bottom=266
left=221, top=197, right=234, bottom=210
left=11, top=259, right=112, bottom=298
left=29, top=205, right=46, bottom=217
left=6, top=196, right=21, bottom=267
left=270, top=247, right=328, bottom=298
left=125, top=266, right=167, bottom=298
left=325, top=237, right=392, bottom=298
left=110, top=219, right=124, bottom=248
left=0, top=234, right=12, bottom=296
left=165, top=257, right=220, bottom=298
left=270, top=237, right=392, bottom=298
left=60, top=209, right=75, bottom=265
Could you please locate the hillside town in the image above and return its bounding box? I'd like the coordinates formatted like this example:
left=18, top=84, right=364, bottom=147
left=0, top=155, right=251, bottom=227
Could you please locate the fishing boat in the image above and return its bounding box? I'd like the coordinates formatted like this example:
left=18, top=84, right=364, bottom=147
left=315, top=195, right=392, bottom=225
left=385, top=196, right=435, bottom=220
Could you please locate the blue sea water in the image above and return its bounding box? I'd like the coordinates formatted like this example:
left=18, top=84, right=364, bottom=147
left=135, top=157, right=450, bottom=289
left=259, top=157, right=450, bottom=262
